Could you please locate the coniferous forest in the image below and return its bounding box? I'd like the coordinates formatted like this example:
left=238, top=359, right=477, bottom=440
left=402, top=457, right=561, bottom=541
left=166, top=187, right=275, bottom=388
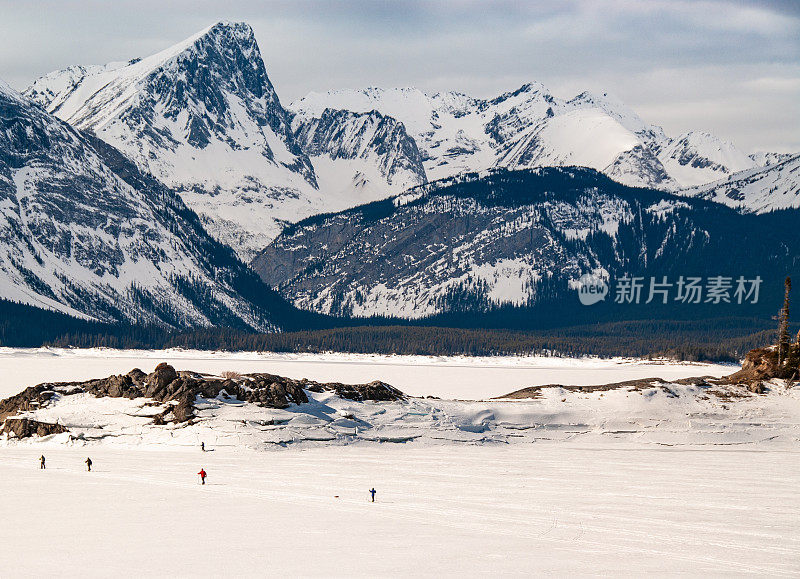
left=3, top=297, right=791, bottom=362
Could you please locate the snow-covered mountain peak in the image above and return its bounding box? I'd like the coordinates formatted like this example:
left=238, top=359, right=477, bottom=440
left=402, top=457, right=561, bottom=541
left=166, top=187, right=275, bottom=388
left=489, top=82, right=550, bottom=104
left=657, top=130, right=757, bottom=188
left=292, top=81, right=777, bottom=194
left=293, top=82, right=677, bottom=187
left=0, top=79, right=287, bottom=328
left=679, top=153, right=800, bottom=213
left=292, top=87, right=483, bottom=137
left=26, top=21, right=261, bottom=131
left=25, top=21, right=321, bottom=259
left=565, top=90, right=661, bottom=140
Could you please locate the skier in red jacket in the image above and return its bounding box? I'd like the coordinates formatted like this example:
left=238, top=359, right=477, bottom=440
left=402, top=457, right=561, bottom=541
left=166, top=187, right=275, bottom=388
left=198, top=468, right=207, bottom=485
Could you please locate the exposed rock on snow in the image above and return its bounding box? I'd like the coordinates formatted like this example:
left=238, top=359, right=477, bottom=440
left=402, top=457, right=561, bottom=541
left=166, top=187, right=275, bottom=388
left=292, top=85, right=762, bottom=192
left=291, top=107, right=427, bottom=193
left=1, top=356, right=797, bottom=449
left=24, top=22, right=424, bottom=258
left=0, top=363, right=404, bottom=435
left=727, top=346, right=791, bottom=383
left=2, top=417, right=67, bottom=438
left=306, top=379, right=405, bottom=402
left=678, top=153, right=800, bottom=213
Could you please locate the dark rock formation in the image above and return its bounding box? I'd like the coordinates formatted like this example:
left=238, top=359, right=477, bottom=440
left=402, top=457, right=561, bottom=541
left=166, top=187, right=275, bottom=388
left=728, top=347, right=782, bottom=383
left=306, top=380, right=405, bottom=402
left=0, top=386, right=58, bottom=421
left=0, top=363, right=404, bottom=432
left=2, top=418, right=67, bottom=438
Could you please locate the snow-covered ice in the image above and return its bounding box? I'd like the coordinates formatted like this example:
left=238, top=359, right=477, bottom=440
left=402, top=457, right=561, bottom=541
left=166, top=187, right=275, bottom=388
left=0, top=347, right=736, bottom=400
left=1, top=348, right=798, bottom=576
left=0, top=444, right=797, bottom=577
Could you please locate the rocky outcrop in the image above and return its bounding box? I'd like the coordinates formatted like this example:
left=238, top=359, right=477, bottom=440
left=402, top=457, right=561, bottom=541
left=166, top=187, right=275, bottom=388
left=728, top=347, right=783, bottom=383
left=306, top=380, right=405, bottom=402
left=0, top=386, right=59, bottom=421
left=496, top=377, right=715, bottom=399
left=2, top=418, right=67, bottom=438
left=0, top=363, right=404, bottom=431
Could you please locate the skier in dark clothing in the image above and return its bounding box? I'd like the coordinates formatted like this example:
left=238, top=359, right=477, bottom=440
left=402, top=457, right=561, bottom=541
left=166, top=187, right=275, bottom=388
left=198, top=468, right=207, bottom=485
left=85, top=457, right=92, bottom=472
left=40, top=455, right=45, bottom=470
left=200, top=442, right=205, bottom=452
left=369, top=488, right=376, bottom=502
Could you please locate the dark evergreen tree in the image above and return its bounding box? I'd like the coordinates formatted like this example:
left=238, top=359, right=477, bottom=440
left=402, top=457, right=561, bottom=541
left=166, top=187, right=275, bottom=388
left=778, top=277, right=792, bottom=365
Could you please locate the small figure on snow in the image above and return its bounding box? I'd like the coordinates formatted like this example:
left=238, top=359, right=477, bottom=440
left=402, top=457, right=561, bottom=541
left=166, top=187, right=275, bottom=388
left=369, top=488, right=376, bottom=502
left=85, top=457, right=92, bottom=472
left=200, top=442, right=205, bottom=452
left=39, top=455, right=46, bottom=470
left=198, top=468, right=207, bottom=485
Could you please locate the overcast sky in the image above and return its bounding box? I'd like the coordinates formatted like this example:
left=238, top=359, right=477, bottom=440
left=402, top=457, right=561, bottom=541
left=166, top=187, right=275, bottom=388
left=1, top=0, right=798, bottom=152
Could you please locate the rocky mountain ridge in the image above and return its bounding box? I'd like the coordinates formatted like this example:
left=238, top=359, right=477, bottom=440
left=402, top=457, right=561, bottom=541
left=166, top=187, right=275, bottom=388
left=253, top=167, right=800, bottom=321
left=25, top=21, right=796, bottom=265
left=679, top=153, right=800, bottom=213
left=25, top=23, right=424, bottom=259
left=0, top=79, right=298, bottom=329
left=291, top=84, right=769, bottom=192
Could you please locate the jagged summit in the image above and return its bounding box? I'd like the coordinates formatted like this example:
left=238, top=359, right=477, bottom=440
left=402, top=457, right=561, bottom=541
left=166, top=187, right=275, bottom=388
left=679, top=153, right=800, bottom=212
left=28, top=21, right=262, bottom=130
left=291, top=81, right=760, bottom=191
left=657, top=130, right=757, bottom=188
left=23, top=22, right=797, bottom=264
left=0, top=79, right=289, bottom=328
left=26, top=22, right=438, bottom=259
left=25, top=21, right=318, bottom=259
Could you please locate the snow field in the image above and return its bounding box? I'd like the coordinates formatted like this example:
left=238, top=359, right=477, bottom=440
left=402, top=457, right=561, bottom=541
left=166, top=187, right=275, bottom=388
left=0, top=444, right=797, bottom=577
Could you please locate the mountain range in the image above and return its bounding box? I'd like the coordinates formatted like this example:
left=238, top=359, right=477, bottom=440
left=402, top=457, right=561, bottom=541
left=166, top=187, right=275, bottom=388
left=0, top=78, right=300, bottom=330
left=292, top=84, right=761, bottom=191
left=252, top=168, right=799, bottom=322
left=25, top=23, right=798, bottom=254
left=1, top=21, right=797, bottom=329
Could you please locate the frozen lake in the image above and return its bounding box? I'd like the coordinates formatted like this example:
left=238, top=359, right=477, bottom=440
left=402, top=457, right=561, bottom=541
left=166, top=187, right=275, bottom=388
left=0, top=444, right=797, bottom=577
left=2, top=348, right=797, bottom=576
left=0, top=347, right=737, bottom=400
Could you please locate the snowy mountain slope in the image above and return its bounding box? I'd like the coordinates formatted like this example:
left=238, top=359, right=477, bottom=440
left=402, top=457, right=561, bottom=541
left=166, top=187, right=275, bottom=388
left=654, top=131, right=757, bottom=188
left=291, top=107, right=426, bottom=197
left=25, top=22, right=323, bottom=259
left=25, top=23, right=434, bottom=259
left=253, top=167, right=800, bottom=320
left=0, top=79, right=292, bottom=329
left=294, top=87, right=497, bottom=182
left=291, top=85, right=760, bottom=192
left=749, top=151, right=794, bottom=167
left=679, top=153, right=800, bottom=213
left=26, top=21, right=793, bottom=260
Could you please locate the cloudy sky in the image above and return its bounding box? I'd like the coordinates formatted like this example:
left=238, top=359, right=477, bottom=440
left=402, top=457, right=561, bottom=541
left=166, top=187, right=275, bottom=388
left=1, top=0, right=798, bottom=152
